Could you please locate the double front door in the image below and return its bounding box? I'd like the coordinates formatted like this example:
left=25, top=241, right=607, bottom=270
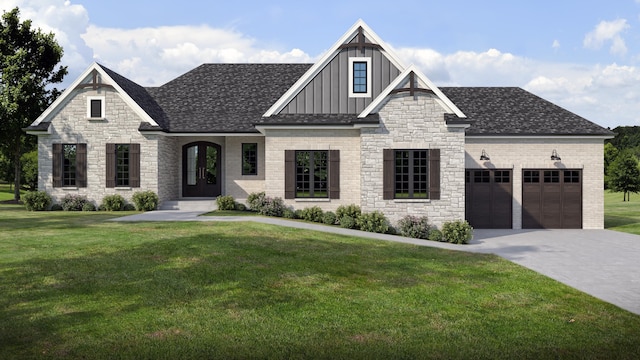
left=182, top=142, right=221, bottom=197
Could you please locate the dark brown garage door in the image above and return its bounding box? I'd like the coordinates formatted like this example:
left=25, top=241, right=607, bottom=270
left=465, top=169, right=512, bottom=229
left=522, top=169, right=582, bottom=229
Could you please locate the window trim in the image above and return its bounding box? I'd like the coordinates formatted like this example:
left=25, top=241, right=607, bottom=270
left=242, top=143, right=258, bottom=176
left=285, top=149, right=339, bottom=200
left=348, top=57, right=371, bottom=98
left=86, top=96, right=105, bottom=119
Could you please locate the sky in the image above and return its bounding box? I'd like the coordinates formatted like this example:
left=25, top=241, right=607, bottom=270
left=3, top=0, right=640, bottom=129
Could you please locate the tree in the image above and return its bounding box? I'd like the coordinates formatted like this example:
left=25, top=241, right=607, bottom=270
left=608, top=150, right=640, bottom=201
left=0, top=7, right=67, bottom=201
left=603, top=142, right=619, bottom=189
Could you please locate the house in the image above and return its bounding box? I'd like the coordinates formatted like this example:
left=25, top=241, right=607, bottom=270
left=25, top=20, right=613, bottom=229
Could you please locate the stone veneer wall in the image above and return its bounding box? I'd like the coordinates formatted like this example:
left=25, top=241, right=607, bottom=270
left=465, top=137, right=605, bottom=229
left=360, top=93, right=466, bottom=228
left=263, top=129, right=361, bottom=211
left=37, top=87, right=162, bottom=206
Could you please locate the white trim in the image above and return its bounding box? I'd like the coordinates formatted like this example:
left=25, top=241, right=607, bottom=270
left=86, top=96, right=105, bottom=119
left=358, top=64, right=466, bottom=119
left=263, top=19, right=407, bottom=117
left=465, top=135, right=614, bottom=140
left=140, top=131, right=266, bottom=137
left=348, top=57, right=371, bottom=98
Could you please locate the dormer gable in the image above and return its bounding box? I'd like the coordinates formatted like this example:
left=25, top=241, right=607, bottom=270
left=263, top=19, right=406, bottom=117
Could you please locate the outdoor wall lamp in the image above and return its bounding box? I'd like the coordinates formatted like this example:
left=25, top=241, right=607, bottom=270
left=551, top=149, right=561, bottom=161
left=480, top=149, right=490, bottom=161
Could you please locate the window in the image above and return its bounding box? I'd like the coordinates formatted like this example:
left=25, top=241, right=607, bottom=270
left=544, top=170, right=560, bottom=183
left=87, top=96, right=105, bottom=119
left=242, top=143, right=258, bottom=175
left=383, top=149, right=440, bottom=200
left=52, top=143, right=87, bottom=187
left=494, top=170, right=511, bottom=183
left=284, top=150, right=340, bottom=199
left=564, top=170, right=580, bottom=183
left=473, top=170, right=490, bottom=183
left=348, top=57, right=371, bottom=98
left=106, top=143, right=140, bottom=188
left=523, top=170, right=540, bottom=183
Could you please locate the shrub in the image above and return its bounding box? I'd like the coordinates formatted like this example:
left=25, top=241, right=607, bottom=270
left=51, top=203, right=63, bottom=211
left=132, top=191, right=159, bottom=211
left=339, top=215, right=358, bottom=229
left=398, top=215, right=431, bottom=239
left=356, top=211, right=389, bottom=233
left=260, top=197, right=287, bottom=217
left=123, top=203, right=136, bottom=211
left=322, top=211, right=337, bottom=225
left=300, top=206, right=324, bottom=222
left=22, top=191, right=51, bottom=211
left=294, top=209, right=304, bottom=219
left=61, top=194, right=89, bottom=211
left=336, top=204, right=361, bottom=222
left=247, top=192, right=267, bottom=212
left=235, top=202, right=247, bottom=212
left=442, top=220, right=473, bottom=244
left=82, top=202, right=96, bottom=212
left=283, top=208, right=297, bottom=219
left=101, top=194, right=126, bottom=211
left=428, top=228, right=443, bottom=242
left=216, top=195, right=236, bottom=211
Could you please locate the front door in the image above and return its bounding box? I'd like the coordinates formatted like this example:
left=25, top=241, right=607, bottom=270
left=182, top=142, right=221, bottom=197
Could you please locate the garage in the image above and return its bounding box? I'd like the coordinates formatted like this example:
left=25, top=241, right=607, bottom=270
left=522, top=169, right=582, bottom=229
left=465, top=169, right=512, bottom=229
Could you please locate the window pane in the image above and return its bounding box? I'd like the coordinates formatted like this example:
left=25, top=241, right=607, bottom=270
left=295, top=150, right=328, bottom=198
left=186, top=146, right=198, bottom=185
left=90, top=99, right=102, bottom=118
left=206, top=146, right=217, bottom=185
left=242, top=143, right=257, bottom=175
left=353, top=61, right=367, bottom=93
left=116, top=144, right=130, bottom=186
left=63, top=144, right=77, bottom=186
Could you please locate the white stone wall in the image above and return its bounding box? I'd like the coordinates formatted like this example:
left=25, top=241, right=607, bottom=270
left=465, top=137, right=605, bottom=229
left=361, top=93, right=467, bottom=228
left=37, top=87, right=162, bottom=206
left=264, top=129, right=361, bottom=211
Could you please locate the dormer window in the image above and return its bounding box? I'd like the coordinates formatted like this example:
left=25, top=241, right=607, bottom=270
left=348, top=57, right=371, bottom=98
left=87, top=96, right=105, bottom=119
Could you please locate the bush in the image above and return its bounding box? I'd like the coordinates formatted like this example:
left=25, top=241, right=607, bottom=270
left=428, top=229, right=443, bottom=242
left=21, top=150, right=38, bottom=190
left=260, top=197, right=287, bottom=217
left=247, top=192, right=267, bottom=212
left=123, top=203, right=136, bottom=211
left=322, top=211, right=337, bottom=225
left=51, top=203, right=63, bottom=211
left=356, top=211, right=389, bottom=233
left=22, top=191, right=51, bottom=211
left=398, top=215, right=431, bottom=239
left=61, top=194, right=89, bottom=211
left=216, top=195, right=236, bottom=211
left=294, top=209, right=304, bottom=219
left=336, top=204, right=361, bottom=222
left=339, top=215, right=358, bottom=229
left=132, top=191, right=159, bottom=211
left=442, top=220, right=473, bottom=244
left=101, top=194, right=126, bottom=211
left=283, top=208, right=297, bottom=219
left=82, top=202, right=96, bottom=212
left=300, top=206, right=324, bottom=222
left=235, top=202, right=247, bottom=212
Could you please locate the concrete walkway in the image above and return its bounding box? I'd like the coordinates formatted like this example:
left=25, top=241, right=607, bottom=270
left=112, top=211, right=640, bottom=315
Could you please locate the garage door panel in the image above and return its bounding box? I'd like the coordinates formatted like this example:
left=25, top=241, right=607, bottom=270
left=522, top=169, right=582, bottom=229
left=466, top=169, right=512, bottom=229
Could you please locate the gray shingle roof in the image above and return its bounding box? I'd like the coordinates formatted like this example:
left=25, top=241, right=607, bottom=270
left=145, top=63, right=311, bottom=133
left=440, top=87, right=613, bottom=136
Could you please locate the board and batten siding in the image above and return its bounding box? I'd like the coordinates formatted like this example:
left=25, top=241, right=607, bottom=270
left=281, top=47, right=400, bottom=114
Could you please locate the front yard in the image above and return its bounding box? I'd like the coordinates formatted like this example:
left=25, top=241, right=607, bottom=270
left=1, top=191, right=639, bottom=359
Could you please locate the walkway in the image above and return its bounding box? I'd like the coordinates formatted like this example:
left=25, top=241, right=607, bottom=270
left=113, top=211, right=640, bottom=315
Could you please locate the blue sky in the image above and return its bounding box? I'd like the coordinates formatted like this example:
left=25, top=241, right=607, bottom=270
left=4, top=0, right=640, bottom=129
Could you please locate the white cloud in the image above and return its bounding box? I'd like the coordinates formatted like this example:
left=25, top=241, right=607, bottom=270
left=552, top=40, right=560, bottom=49
left=583, top=19, right=629, bottom=56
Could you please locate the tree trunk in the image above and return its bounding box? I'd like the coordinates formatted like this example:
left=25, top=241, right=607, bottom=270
left=13, top=147, right=21, bottom=201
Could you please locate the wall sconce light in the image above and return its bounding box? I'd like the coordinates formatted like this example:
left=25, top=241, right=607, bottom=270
left=480, top=149, right=490, bottom=161
left=551, top=149, right=561, bottom=161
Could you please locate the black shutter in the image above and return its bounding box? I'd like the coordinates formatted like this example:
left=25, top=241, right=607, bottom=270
left=76, top=144, right=87, bottom=187
left=130, top=144, right=140, bottom=187
left=429, top=149, right=440, bottom=200
left=383, top=149, right=394, bottom=200
left=284, top=150, right=295, bottom=199
left=52, top=143, right=62, bottom=187
left=329, top=150, right=340, bottom=199
left=106, top=143, right=115, bottom=188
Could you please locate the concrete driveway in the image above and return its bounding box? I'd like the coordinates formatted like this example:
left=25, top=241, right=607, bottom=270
left=467, top=229, right=640, bottom=315
left=113, top=212, right=640, bottom=315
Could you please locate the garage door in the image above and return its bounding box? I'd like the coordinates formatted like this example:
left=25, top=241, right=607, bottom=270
left=522, top=169, right=582, bottom=229
left=465, top=169, right=512, bottom=229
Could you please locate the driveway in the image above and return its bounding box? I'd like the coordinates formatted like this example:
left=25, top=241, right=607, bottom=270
left=113, top=212, right=640, bottom=315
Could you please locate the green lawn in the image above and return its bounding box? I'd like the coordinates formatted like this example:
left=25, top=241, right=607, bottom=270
left=604, top=190, right=640, bottom=234
left=1, top=201, right=639, bottom=359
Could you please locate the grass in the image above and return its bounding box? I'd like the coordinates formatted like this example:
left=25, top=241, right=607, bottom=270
left=604, top=190, right=640, bottom=234
left=1, top=200, right=639, bottom=359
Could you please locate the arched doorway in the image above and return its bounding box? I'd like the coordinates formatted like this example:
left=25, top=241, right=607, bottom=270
left=182, top=142, right=221, bottom=197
